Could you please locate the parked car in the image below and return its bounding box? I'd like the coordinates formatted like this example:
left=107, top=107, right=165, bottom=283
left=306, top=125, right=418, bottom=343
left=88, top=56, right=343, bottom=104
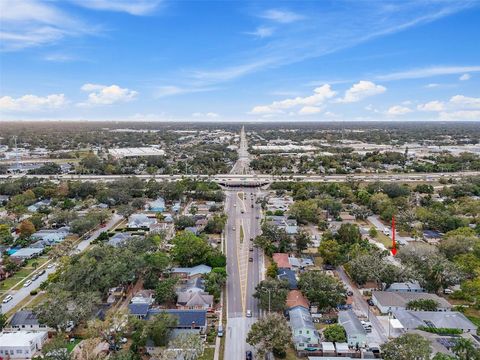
left=246, top=310, right=252, bottom=317
left=367, top=299, right=374, bottom=306
left=2, top=295, right=13, bottom=303
left=217, top=325, right=224, bottom=337
left=23, top=280, right=32, bottom=287
left=38, top=269, right=46, bottom=276
left=246, top=351, right=253, bottom=360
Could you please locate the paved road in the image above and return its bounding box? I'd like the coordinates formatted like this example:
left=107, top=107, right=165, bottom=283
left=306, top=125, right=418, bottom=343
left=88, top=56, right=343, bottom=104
left=230, top=126, right=254, bottom=175
left=224, top=189, right=263, bottom=360
left=1, top=213, right=122, bottom=314
left=337, top=267, right=387, bottom=344
left=367, top=215, right=414, bottom=245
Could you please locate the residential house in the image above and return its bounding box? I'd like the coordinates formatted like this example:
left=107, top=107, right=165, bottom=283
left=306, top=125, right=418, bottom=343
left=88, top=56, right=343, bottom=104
left=272, top=253, right=291, bottom=269
left=393, top=310, right=477, bottom=333
left=289, top=305, right=321, bottom=351
left=131, top=290, right=155, bottom=305
left=30, top=227, right=70, bottom=244
left=171, top=265, right=212, bottom=279
left=128, top=214, right=157, bottom=229
left=185, top=226, right=199, bottom=235
left=288, top=256, right=314, bottom=270
left=286, top=290, right=309, bottom=310
left=10, top=248, right=43, bottom=260
left=338, top=310, right=367, bottom=348
left=6, top=311, right=51, bottom=332
left=27, top=200, right=50, bottom=213
left=278, top=268, right=298, bottom=290
left=130, top=307, right=208, bottom=334
left=147, top=197, right=165, bottom=212
left=176, top=277, right=206, bottom=294
left=372, top=291, right=452, bottom=314
left=107, top=233, right=132, bottom=247
left=423, top=230, right=443, bottom=245
left=339, top=212, right=356, bottom=223
left=0, top=331, right=48, bottom=359
left=386, top=281, right=425, bottom=293
left=172, top=202, right=181, bottom=213
left=266, top=216, right=298, bottom=235
left=176, top=292, right=213, bottom=310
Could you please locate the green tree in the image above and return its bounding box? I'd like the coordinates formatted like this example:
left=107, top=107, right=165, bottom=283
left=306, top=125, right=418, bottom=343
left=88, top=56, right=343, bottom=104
left=171, top=231, right=212, bottom=267
left=253, top=279, right=289, bottom=312
left=0, top=313, right=6, bottom=331
left=155, top=277, right=178, bottom=305
left=381, top=333, right=431, bottom=360
left=452, top=338, right=480, bottom=360
left=323, top=324, right=346, bottom=342
left=318, top=239, right=343, bottom=266
left=406, top=299, right=438, bottom=311
left=144, top=313, right=177, bottom=347
left=336, top=223, right=362, bottom=246
left=247, top=313, right=292, bottom=358
left=0, top=224, right=13, bottom=245
left=368, top=226, right=378, bottom=238
left=204, top=271, right=227, bottom=301
left=298, top=271, right=346, bottom=311
left=295, top=231, right=312, bottom=253
left=266, top=262, right=278, bottom=278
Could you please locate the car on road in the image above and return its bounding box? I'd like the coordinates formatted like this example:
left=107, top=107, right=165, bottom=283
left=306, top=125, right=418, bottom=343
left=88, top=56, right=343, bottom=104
left=232, top=226, right=236, bottom=231
left=234, top=204, right=237, bottom=207
left=246, top=351, right=253, bottom=360
left=249, top=247, right=253, bottom=251
left=347, top=290, right=353, bottom=296
left=47, top=263, right=54, bottom=269
left=246, top=310, right=252, bottom=317
left=241, top=210, right=244, bottom=214
left=31, top=274, right=39, bottom=281
left=38, top=269, right=46, bottom=276
left=249, top=257, right=253, bottom=262
left=367, top=299, right=374, bottom=306
left=23, top=280, right=32, bottom=287
left=251, top=204, right=254, bottom=208
left=2, top=295, right=13, bottom=303
left=255, top=215, right=259, bottom=219
left=217, top=325, right=224, bottom=337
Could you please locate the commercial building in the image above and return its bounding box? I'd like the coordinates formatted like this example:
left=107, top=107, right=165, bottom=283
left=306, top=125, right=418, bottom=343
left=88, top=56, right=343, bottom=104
left=372, top=291, right=452, bottom=314
left=0, top=331, right=48, bottom=359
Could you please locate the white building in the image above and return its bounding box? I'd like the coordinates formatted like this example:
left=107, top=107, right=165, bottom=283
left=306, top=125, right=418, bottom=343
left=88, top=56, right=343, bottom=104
left=0, top=331, right=48, bottom=359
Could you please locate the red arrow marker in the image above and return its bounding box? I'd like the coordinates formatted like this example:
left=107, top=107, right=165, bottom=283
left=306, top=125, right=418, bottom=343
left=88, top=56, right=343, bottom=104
left=391, top=215, right=397, bottom=256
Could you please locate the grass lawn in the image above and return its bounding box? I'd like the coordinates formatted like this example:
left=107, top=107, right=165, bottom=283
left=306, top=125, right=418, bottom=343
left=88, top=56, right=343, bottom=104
left=240, top=225, right=244, bottom=243
left=199, top=347, right=215, bottom=360
left=66, top=338, right=82, bottom=353
left=373, top=233, right=393, bottom=249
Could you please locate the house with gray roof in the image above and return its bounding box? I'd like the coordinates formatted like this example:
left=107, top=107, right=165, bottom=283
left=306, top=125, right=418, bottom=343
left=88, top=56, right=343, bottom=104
left=372, top=291, right=452, bottom=314
left=386, top=281, right=425, bottom=293
left=176, top=292, right=213, bottom=310
left=289, top=305, right=321, bottom=351
left=128, top=214, right=156, bottom=228
left=10, top=247, right=43, bottom=260
left=338, top=310, right=367, bottom=348
left=6, top=310, right=51, bottom=332
left=31, top=227, right=70, bottom=244
left=171, top=265, right=212, bottom=279
left=107, top=233, right=132, bottom=247
left=393, top=310, right=477, bottom=333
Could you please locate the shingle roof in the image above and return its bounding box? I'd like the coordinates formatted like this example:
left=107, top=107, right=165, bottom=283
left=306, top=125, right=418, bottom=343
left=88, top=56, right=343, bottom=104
left=289, top=306, right=316, bottom=332
left=128, top=303, right=150, bottom=317
left=278, top=268, right=297, bottom=290
left=338, top=310, right=366, bottom=336
left=372, top=291, right=452, bottom=309
left=286, top=290, right=309, bottom=309
left=10, top=310, right=40, bottom=326
left=393, top=310, right=477, bottom=331
left=147, top=309, right=207, bottom=327
left=273, top=253, right=291, bottom=269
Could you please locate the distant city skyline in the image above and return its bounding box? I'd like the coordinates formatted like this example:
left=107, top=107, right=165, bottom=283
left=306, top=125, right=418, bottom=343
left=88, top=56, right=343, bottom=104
left=0, top=0, right=479, bottom=122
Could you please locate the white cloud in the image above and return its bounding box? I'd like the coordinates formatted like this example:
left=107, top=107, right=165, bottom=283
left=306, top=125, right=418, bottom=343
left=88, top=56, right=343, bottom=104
left=260, top=9, right=304, bottom=23
left=449, top=95, right=480, bottom=109
left=70, top=0, right=162, bottom=15
left=459, top=73, right=471, bottom=81
left=298, top=106, right=322, bottom=115
left=386, top=105, right=412, bottom=116
left=338, top=81, right=386, bottom=103
left=246, top=26, right=275, bottom=38
left=192, top=112, right=220, bottom=119
left=0, top=93, right=67, bottom=111
left=250, top=84, right=336, bottom=115
left=0, top=0, right=94, bottom=50
left=440, top=110, right=480, bottom=120
left=417, top=100, right=445, bottom=112
left=425, top=83, right=440, bottom=88
left=377, top=66, right=480, bottom=81
left=79, top=83, right=138, bottom=105
left=153, top=85, right=216, bottom=98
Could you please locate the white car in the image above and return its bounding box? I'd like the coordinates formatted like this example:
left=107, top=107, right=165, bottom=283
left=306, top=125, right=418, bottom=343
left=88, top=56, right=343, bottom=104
left=383, top=228, right=391, bottom=236
left=2, top=295, right=13, bottom=303
left=246, top=310, right=252, bottom=317
left=23, top=280, right=32, bottom=287
left=47, top=263, right=54, bottom=269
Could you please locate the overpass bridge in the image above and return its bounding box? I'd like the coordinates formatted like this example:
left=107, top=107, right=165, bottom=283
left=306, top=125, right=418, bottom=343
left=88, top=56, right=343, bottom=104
left=0, top=171, right=479, bottom=187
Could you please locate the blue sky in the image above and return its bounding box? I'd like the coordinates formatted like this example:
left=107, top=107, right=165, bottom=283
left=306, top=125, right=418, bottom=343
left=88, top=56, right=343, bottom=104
left=1, top=0, right=479, bottom=122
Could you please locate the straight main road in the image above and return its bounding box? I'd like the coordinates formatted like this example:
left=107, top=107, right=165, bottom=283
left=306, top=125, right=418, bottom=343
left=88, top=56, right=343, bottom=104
left=1, top=213, right=122, bottom=315
left=224, top=188, right=263, bottom=359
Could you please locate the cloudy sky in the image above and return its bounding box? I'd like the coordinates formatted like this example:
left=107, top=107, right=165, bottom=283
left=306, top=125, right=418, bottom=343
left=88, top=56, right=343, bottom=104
left=0, top=0, right=479, bottom=122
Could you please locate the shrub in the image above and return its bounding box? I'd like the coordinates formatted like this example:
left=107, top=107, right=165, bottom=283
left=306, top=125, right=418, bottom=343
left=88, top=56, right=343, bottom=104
left=417, top=326, right=462, bottom=335
left=30, top=290, right=38, bottom=296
